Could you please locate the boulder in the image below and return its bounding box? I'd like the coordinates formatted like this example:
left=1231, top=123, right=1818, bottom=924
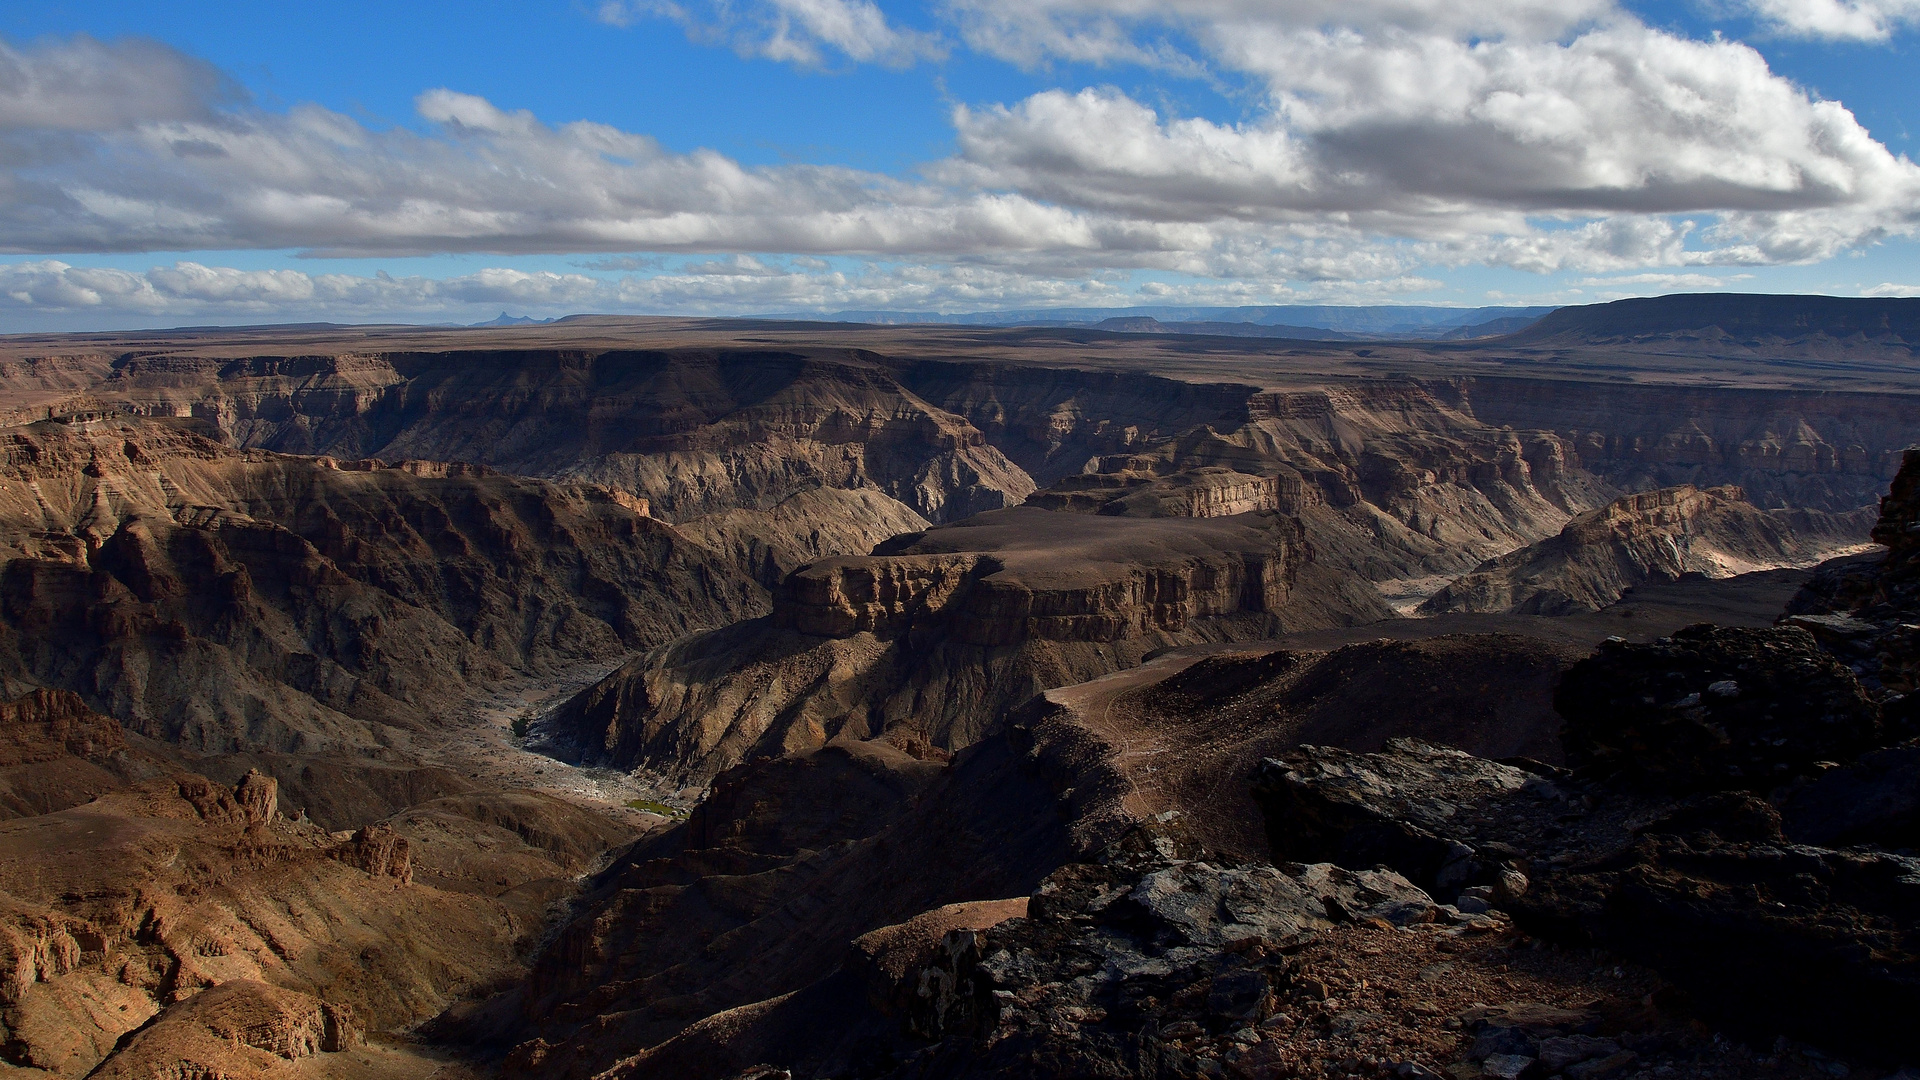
left=1250, top=739, right=1555, bottom=901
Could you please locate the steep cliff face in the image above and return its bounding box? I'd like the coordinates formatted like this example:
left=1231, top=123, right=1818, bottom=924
left=0, top=417, right=760, bottom=755
left=1420, top=485, right=1875, bottom=616
left=892, top=361, right=1259, bottom=487
left=1443, top=377, right=1920, bottom=511
left=547, top=507, right=1313, bottom=782
left=1027, top=381, right=1617, bottom=599
left=42, top=350, right=1040, bottom=575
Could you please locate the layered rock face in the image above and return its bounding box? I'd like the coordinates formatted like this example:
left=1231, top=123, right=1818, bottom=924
left=1446, top=376, right=1920, bottom=511
left=1028, top=381, right=1613, bottom=585
left=546, top=507, right=1309, bottom=782
left=1419, top=485, right=1872, bottom=615
left=31, top=349, right=1046, bottom=578
left=0, top=416, right=759, bottom=757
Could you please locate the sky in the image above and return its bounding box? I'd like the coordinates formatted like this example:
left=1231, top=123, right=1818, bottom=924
left=2, top=0, right=1920, bottom=330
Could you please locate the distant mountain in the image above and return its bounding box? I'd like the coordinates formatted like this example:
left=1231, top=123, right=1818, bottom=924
left=1508, top=294, right=1920, bottom=349
left=1437, top=315, right=1542, bottom=340
left=799, top=304, right=1556, bottom=338
left=470, top=311, right=559, bottom=327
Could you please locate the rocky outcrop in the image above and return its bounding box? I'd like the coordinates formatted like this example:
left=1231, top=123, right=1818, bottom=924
left=330, top=823, right=414, bottom=883
left=1554, top=625, right=1883, bottom=790
left=1784, top=446, right=1920, bottom=704
left=233, top=767, right=278, bottom=825
left=1252, top=740, right=1547, bottom=903
left=1512, top=794, right=1920, bottom=1062
left=1252, top=739, right=1920, bottom=1061
left=1420, top=485, right=1872, bottom=615
left=86, top=980, right=360, bottom=1079
left=547, top=507, right=1310, bottom=781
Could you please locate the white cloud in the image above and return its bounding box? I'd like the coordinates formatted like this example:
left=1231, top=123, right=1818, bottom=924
left=944, top=25, right=1920, bottom=255
left=1742, top=0, right=1920, bottom=40
left=0, top=256, right=1456, bottom=327
left=2, top=10, right=1918, bottom=316
left=0, top=35, right=233, bottom=132
left=1863, top=281, right=1920, bottom=296
left=941, top=0, right=1615, bottom=68
left=600, top=0, right=943, bottom=67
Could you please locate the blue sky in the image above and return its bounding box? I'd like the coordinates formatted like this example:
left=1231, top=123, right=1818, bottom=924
left=2, top=0, right=1919, bottom=329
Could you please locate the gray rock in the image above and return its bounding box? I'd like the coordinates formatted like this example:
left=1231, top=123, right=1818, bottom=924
left=1128, top=860, right=1437, bottom=948
left=1538, top=1035, right=1622, bottom=1073
left=1482, top=1053, right=1536, bottom=1080
left=1251, top=739, right=1544, bottom=900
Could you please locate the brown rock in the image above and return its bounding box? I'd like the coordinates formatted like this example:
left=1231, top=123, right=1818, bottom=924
left=330, top=823, right=413, bottom=884
left=87, top=980, right=359, bottom=1079
left=234, top=768, right=278, bottom=825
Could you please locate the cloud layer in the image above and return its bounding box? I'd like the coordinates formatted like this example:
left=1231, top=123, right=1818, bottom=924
left=1, top=2, right=1918, bottom=323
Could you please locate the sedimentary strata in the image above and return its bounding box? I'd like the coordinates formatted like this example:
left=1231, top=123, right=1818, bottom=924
left=1420, top=485, right=1871, bottom=615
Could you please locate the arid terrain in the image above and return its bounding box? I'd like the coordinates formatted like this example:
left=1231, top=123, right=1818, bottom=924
left=0, top=294, right=1915, bottom=1078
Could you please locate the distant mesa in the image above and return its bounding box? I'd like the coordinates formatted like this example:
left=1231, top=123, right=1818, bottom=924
left=1507, top=292, right=1920, bottom=349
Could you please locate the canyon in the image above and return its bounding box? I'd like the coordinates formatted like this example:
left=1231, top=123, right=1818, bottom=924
left=0, top=294, right=1913, bottom=1078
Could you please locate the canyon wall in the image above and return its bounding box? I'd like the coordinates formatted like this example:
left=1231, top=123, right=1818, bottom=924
left=1420, top=485, right=1875, bottom=615
left=546, top=507, right=1312, bottom=782
left=0, top=416, right=760, bottom=757
left=1441, top=376, right=1920, bottom=510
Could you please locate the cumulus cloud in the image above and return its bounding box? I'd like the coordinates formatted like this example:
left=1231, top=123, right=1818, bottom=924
left=942, top=19, right=1920, bottom=266
left=1742, top=0, right=1920, bottom=40
left=0, top=61, right=1183, bottom=257
left=599, top=0, right=942, bottom=67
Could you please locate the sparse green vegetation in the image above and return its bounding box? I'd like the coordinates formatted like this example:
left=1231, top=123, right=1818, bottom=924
left=510, top=713, right=533, bottom=739
left=626, top=798, right=688, bottom=819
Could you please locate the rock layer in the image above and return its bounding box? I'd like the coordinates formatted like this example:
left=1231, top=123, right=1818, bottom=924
left=547, top=507, right=1310, bottom=781
left=1422, top=485, right=1872, bottom=615
left=0, top=416, right=759, bottom=757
